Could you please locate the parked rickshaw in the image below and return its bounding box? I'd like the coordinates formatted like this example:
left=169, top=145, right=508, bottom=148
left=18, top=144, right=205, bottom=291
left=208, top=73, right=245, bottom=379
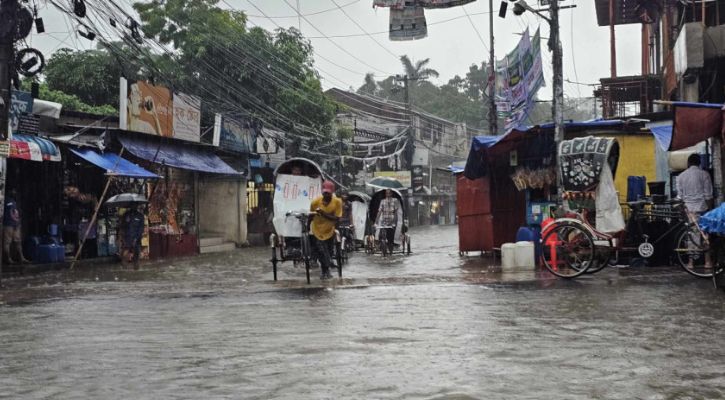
left=344, top=191, right=371, bottom=251
left=541, top=136, right=717, bottom=279
left=269, top=157, right=343, bottom=283
left=366, top=188, right=411, bottom=256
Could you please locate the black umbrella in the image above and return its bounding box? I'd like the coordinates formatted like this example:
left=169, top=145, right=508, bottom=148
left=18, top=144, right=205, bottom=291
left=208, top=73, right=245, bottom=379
left=105, top=193, right=148, bottom=208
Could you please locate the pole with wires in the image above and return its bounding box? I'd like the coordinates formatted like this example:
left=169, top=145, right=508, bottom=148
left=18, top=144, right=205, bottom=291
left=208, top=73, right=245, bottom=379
left=488, top=0, right=497, bottom=136
left=0, top=0, right=19, bottom=284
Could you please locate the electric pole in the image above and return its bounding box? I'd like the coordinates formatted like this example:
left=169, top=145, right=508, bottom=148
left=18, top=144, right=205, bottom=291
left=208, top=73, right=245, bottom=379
left=0, top=0, right=19, bottom=284
left=488, top=0, right=497, bottom=136
left=395, top=74, right=417, bottom=170
left=550, top=0, right=565, bottom=148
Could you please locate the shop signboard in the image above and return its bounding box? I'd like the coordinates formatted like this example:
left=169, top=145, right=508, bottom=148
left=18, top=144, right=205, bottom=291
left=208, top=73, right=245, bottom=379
left=119, top=78, right=201, bottom=142
left=494, top=28, right=545, bottom=132
left=213, top=115, right=256, bottom=154
left=374, top=170, right=411, bottom=188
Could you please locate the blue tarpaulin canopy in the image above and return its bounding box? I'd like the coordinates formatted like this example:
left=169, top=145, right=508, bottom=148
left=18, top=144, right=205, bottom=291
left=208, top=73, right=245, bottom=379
left=70, top=148, right=160, bottom=179
left=463, top=120, right=630, bottom=179
left=649, top=124, right=673, bottom=151
left=119, top=136, right=239, bottom=175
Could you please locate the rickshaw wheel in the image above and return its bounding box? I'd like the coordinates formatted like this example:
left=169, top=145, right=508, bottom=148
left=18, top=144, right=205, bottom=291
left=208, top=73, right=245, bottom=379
left=304, top=257, right=311, bottom=284
left=541, top=221, right=595, bottom=279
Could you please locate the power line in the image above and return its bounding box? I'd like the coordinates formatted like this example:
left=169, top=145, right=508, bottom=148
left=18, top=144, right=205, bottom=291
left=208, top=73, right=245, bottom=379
left=243, top=0, right=361, bottom=19
left=461, top=5, right=490, bottom=53
left=329, top=0, right=400, bottom=60
left=279, top=0, right=397, bottom=75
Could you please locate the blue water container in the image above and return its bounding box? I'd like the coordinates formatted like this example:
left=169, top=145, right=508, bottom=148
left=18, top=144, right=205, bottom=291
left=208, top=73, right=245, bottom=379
left=516, top=227, right=542, bottom=263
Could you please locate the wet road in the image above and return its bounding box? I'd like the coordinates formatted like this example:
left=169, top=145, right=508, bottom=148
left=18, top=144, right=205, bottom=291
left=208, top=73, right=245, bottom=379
left=2, top=225, right=725, bottom=399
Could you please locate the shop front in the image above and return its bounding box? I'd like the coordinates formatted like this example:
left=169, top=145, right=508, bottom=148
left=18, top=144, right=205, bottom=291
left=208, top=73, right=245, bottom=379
left=117, top=135, right=243, bottom=258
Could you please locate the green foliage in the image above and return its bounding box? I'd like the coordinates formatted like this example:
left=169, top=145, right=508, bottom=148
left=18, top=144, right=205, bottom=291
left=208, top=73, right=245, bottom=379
left=43, top=48, right=124, bottom=108
left=359, top=56, right=491, bottom=130
left=133, top=0, right=337, bottom=136
left=20, top=80, right=117, bottom=116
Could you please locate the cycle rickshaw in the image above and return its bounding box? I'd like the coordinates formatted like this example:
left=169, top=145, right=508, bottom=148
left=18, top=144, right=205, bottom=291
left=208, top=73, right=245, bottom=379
left=541, top=136, right=718, bottom=279
left=269, top=157, right=343, bottom=283
left=365, top=188, right=411, bottom=256
left=343, top=190, right=371, bottom=251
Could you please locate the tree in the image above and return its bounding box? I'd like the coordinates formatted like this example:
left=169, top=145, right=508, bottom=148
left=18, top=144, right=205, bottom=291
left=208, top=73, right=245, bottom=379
left=357, top=73, right=378, bottom=96
left=399, top=55, right=439, bottom=83
left=43, top=47, right=127, bottom=110
left=133, top=0, right=337, bottom=136
left=20, top=80, right=116, bottom=115
left=357, top=57, right=490, bottom=129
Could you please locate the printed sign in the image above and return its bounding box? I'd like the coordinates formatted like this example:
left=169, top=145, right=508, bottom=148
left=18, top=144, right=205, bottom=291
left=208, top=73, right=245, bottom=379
left=10, top=91, right=34, bottom=136
left=172, top=93, right=202, bottom=142
left=119, top=78, right=201, bottom=142
left=272, top=174, right=323, bottom=237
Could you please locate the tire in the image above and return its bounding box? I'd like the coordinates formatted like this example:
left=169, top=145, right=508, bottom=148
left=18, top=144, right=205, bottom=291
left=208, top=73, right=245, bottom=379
left=541, top=221, right=595, bottom=279
left=302, top=235, right=312, bottom=284
left=674, top=227, right=722, bottom=279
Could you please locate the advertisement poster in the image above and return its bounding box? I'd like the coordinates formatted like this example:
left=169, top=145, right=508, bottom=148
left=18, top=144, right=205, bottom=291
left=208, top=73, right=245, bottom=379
left=494, top=28, right=545, bottom=132
left=272, top=174, right=322, bottom=237
left=374, top=170, right=412, bottom=188
left=10, top=91, right=33, bottom=136
left=411, top=165, right=426, bottom=193
left=120, top=78, right=201, bottom=142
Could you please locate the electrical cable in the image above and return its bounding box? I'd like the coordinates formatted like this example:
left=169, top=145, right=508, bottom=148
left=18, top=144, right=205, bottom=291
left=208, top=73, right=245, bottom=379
left=461, top=5, right=490, bottom=53
left=329, top=0, right=399, bottom=60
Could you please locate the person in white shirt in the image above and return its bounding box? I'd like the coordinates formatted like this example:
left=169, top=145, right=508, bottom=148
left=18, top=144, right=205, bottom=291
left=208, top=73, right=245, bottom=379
left=676, top=154, right=713, bottom=268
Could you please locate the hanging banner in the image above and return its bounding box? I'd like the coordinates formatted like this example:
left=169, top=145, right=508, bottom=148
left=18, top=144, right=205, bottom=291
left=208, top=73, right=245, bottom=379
left=119, top=78, right=201, bottom=142
left=494, top=28, right=545, bottom=132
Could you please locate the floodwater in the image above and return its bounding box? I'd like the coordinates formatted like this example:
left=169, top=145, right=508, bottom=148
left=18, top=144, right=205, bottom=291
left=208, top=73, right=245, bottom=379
left=1, top=225, right=725, bottom=399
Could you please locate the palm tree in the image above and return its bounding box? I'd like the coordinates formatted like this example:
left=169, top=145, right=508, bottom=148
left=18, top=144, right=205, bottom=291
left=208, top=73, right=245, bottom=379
left=399, top=55, right=439, bottom=83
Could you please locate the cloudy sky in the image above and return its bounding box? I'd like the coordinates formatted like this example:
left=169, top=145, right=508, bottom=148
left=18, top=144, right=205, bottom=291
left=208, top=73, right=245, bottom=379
left=31, top=0, right=643, bottom=101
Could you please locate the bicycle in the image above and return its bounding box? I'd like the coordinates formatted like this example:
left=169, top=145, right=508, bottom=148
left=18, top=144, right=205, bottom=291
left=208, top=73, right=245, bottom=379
left=542, top=199, right=721, bottom=279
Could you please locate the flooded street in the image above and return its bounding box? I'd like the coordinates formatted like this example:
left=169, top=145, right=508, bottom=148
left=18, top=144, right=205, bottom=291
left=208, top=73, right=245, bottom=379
left=2, top=225, right=725, bottom=399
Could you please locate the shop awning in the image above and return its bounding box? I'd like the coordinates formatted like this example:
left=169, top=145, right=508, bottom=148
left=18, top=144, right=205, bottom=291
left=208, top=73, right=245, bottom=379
left=118, top=136, right=239, bottom=175
left=669, top=102, right=725, bottom=151
left=10, top=134, right=61, bottom=162
left=70, top=148, right=160, bottom=179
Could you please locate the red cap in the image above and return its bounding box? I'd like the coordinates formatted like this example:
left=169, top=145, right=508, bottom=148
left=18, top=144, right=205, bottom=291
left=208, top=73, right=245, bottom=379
left=322, top=180, right=335, bottom=194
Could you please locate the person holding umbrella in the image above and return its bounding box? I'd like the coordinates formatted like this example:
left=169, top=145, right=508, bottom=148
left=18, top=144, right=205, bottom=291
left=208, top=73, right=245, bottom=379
left=120, top=204, right=146, bottom=270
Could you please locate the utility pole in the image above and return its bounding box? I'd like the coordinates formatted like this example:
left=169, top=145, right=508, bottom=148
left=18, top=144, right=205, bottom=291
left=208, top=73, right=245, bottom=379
left=550, top=0, right=565, bottom=148
left=488, top=0, right=497, bottom=136
left=395, top=74, right=417, bottom=170
left=0, top=0, right=19, bottom=284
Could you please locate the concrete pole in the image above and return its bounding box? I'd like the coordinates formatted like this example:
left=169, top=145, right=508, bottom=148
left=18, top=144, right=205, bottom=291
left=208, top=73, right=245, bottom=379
left=550, top=0, right=565, bottom=150
left=609, top=0, right=617, bottom=78
left=488, top=0, right=497, bottom=136
left=0, top=0, right=19, bottom=282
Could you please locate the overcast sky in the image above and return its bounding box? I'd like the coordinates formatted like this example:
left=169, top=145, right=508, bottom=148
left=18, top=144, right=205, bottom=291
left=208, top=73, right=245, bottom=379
left=31, top=0, right=643, bottom=101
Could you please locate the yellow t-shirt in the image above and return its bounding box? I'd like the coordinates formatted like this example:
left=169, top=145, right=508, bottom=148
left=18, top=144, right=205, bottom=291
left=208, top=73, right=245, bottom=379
left=310, top=195, right=343, bottom=241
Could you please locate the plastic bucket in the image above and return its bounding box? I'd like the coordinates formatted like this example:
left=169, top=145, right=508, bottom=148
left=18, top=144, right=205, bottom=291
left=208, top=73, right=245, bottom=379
left=501, top=243, right=516, bottom=270
left=514, top=241, right=536, bottom=269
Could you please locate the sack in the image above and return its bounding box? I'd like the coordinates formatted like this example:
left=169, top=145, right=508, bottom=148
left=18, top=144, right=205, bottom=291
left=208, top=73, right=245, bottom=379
left=700, top=203, right=725, bottom=234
